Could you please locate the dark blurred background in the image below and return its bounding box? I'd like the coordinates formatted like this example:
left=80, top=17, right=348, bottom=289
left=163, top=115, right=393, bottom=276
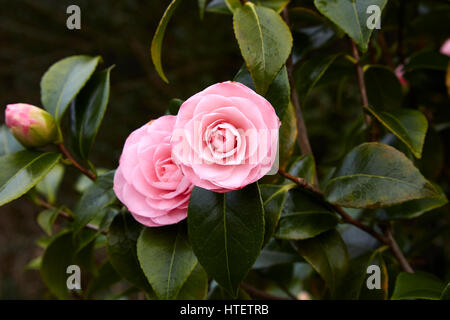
left=0, top=0, right=239, bottom=298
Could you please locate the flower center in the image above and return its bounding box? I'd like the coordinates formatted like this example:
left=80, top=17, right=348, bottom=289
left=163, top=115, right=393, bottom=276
left=155, top=158, right=178, bottom=182
left=205, top=122, right=241, bottom=160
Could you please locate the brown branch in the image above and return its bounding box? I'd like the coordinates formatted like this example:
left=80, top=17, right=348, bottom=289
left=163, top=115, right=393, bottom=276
left=240, top=283, right=291, bottom=300
left=282, top=9, right=313, bottom=157
left=35, top=198, right=104, bottom=234
left=350, top=40, right=371, bottom=124
left=279, top=169, right=416, bottom=273
left=58, top=143, right=97, bottom=181
left=382, top=224, right=414, bottom=273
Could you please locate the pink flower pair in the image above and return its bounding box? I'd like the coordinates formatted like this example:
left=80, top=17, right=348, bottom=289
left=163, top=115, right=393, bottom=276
left=113, top=82, right=281, bottom=227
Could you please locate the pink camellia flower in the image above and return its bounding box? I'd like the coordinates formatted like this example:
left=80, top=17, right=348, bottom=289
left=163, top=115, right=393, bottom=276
left=171, top=81, right=280, bottom=193
left=113, top=115, right=193, bottom=227
left=440, top=39, right=450, bottom=57
left=5, top=103, right=58, bottom=148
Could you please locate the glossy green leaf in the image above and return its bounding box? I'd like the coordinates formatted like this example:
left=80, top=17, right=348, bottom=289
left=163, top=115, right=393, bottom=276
left=85, top=260, right=121, bottom=299
left=0, top=151, right=61, bottom=206
left=314, top=0, right=387, bottom=51
left=41, top=55, right=101, bottom=124
left=72, top=171, right=116, bottom=235
left=106, top=211, right=151, bottom=292
left=188, top=183, right=265, bottom=297
left=287, top=153, right=316, bottom=185
left=255, top=0, right=290, bottom=13
left=294, top=54, right=340, bottom=106
left=176, top=264, right=209, bottom=300
left=404, top=51, right=450, bottom=72
left=0, top=125, right=23, bottom=156
left=275, top=188, right=338, bottom=240
left=208, top=0, right=289, bottom=14
left=165, top=98, right=184, bottom=115
left=278, top=102, right=298, bottom=172
left=377, top=183, right=448, bottom=220
left=40, top=231, right=76, bottom=299
left=36, top=163, right=65, bottom=204
left=364, top=106, right=428, bottom=158
left=70, top=67, right=113, bottom=159
left=364, top=65, right=403, bottom=110
left=206, top=0, right=231, bottom=15
left=37, top=209, right=59, bottom=236
left=253, top=240, right=300, bottom=269
left=225, top=0, right=241, bottom=11
left=293, top=229, right=349, bottom=298
left=233, top=2, right=292, bottom=94
left=150, top=0, right=182, bottom=83
left=339, top=246, right=388, bottom=299
left=260, top=184, right=294, bottom=246
left=137, top=225, right=198, bottom=300
left=234, top=65, right=290, bottom=118
left=441, top=284, right=450, bottom=300
left=207, top=281, right=252, bottom=300
left=324, top=143, right=437, bottom=208
left=391, top=272, right=445, bottom=300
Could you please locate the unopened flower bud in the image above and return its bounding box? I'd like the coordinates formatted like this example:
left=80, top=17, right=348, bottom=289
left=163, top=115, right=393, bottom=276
left=5, top=103, right=59, bottom=148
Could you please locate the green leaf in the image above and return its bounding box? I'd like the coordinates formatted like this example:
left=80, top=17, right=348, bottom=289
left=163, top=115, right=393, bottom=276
left=225, top=0, right=241, bottom=11
left=293, top=229, right=349, bottom=298
left=260, top=184, right=294, bottom=246
left=441, top=284, right=450, bottom=300
left=294, top=54, right=340, bottom=106
left=254, top=0, right=290, bottom=13
left=278, top=102, right=297, bottom=170
left=233, top=2, right=292, bottom=94
left=364, top=65, right=403, bottom=110
left=275, top=188, right=338, bottom=240
left=0, top=125, right=24, bottom=156
left=106, top=211, right=151, bottom=292
left=188, top=183, right=265, bottom=297
left=314, top=0, right=387, bottom=51
left=40, top=231, right=76, bottom=299
left=404, top=51, right=450, bottom=72
left=377, top=183, right=448, bottom=220
left=72, top=171, right=116, bottom=235
left=253, top=241, right=300, bottom=269
left=364, top=106, right=428, bottom=159
left=37, top=209, right=59, bottom=236
left=36, top=163, right=65, bottom=204
left=287, top=154, right=316, bottom=185
left=0, top=151, right=61, bottom=206
left=234, top=65, right=290, bottom=118
left=391, top=272, right=445, bottom=300
left=206, top=0, right=232, bottom=15
left=324, top=143, right=437, bottom=208
left=150, top=0, right=182, bottom=83
left=137, top=225, right=198, bottom=300
left=165, top=98, right=184, bottom=116
left=26, top=256, right=42, bottom=270
left=198, top=0, right=207, bottom=19
left=176, top=264, right=209, bottom=300
left=41, top=55, right=101, bottom=124
left=70, top=67, right=113, bottom=160
left=339, top=246, right=388, bottom=299
left=85, top=261, right=121, bottom=299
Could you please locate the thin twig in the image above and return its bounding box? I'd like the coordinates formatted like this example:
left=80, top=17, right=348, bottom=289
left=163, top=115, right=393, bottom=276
left=35, top=198, right=104, bottom=234
left=279, top=168, right=388, bottom=245
left=58, top=143, right=97, bottom=181
left=350, top=40, right=371, bottom=125
left=280, top=168, right=414, bottom=272
left=382, top=224, right=414, bottom=273
left=282, top=9, right=313, bottom=156
left=241, top=283, right=290, bottom=300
